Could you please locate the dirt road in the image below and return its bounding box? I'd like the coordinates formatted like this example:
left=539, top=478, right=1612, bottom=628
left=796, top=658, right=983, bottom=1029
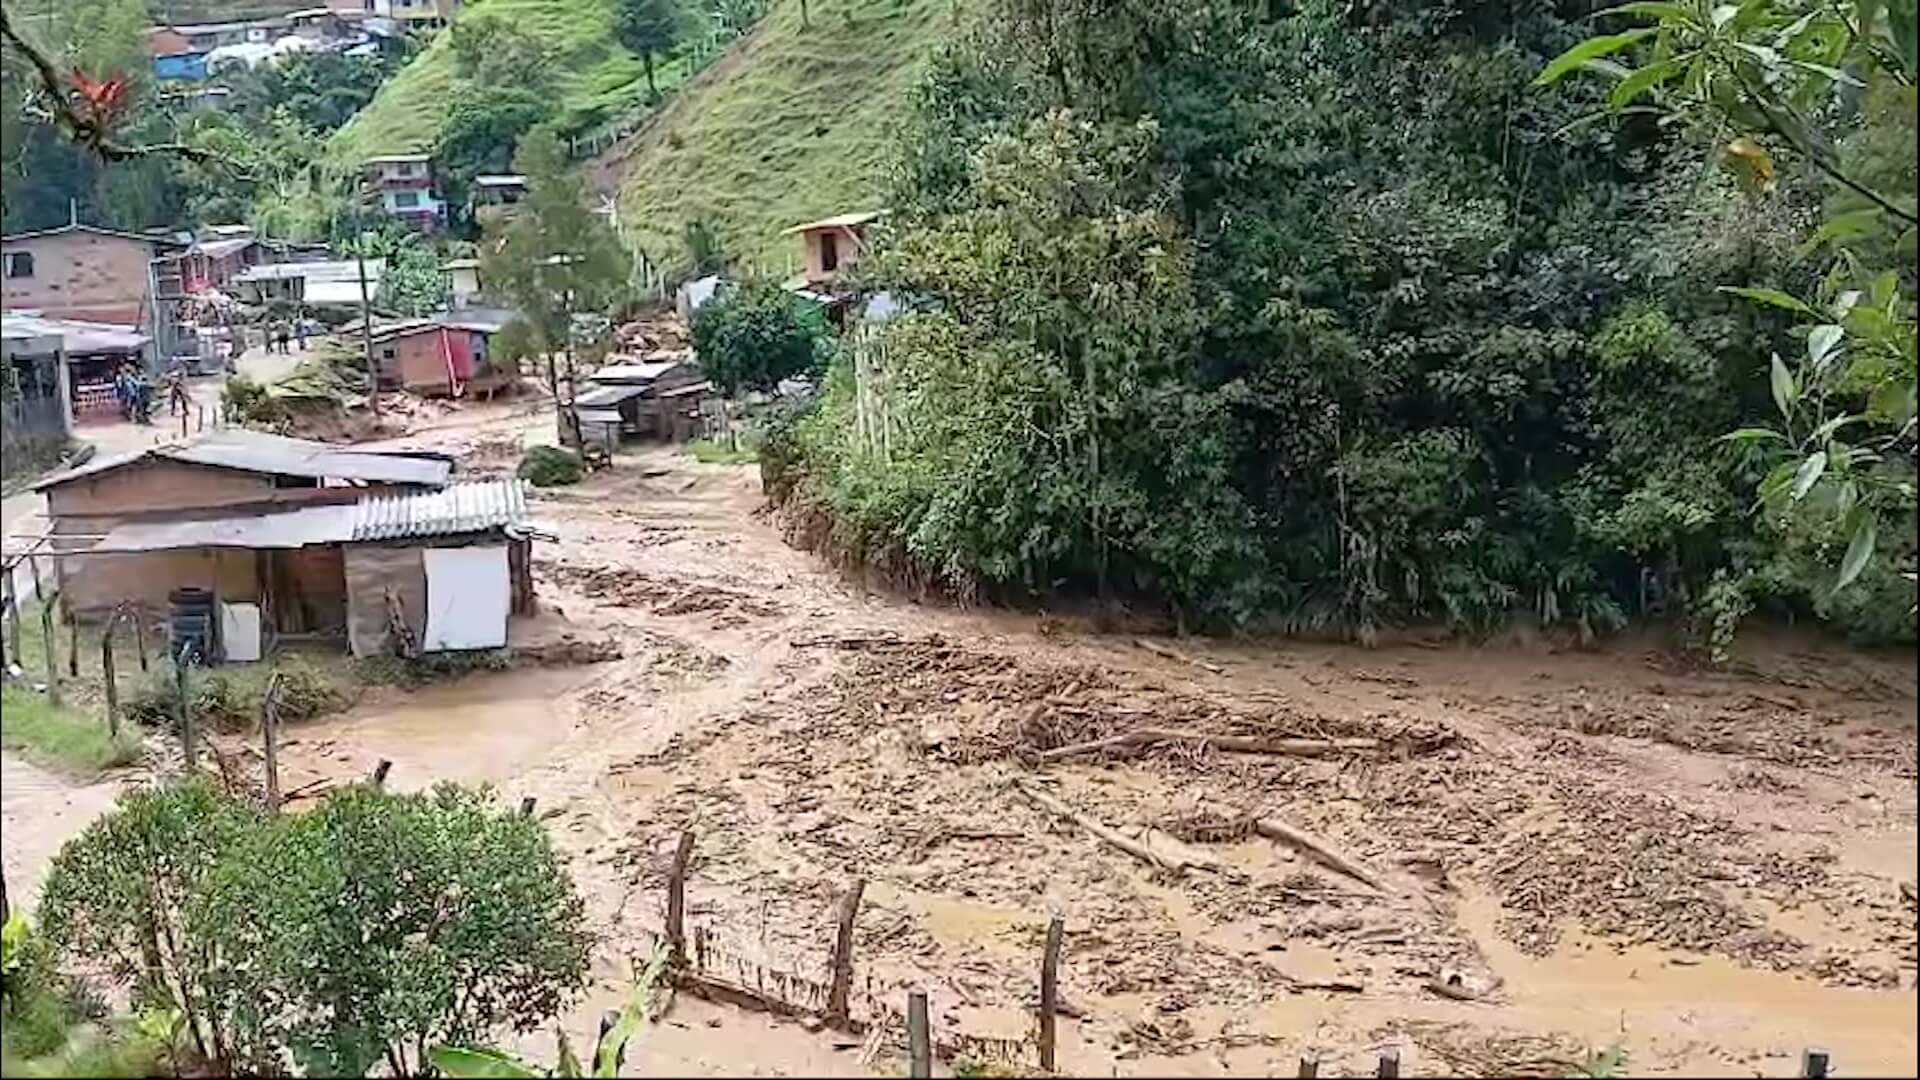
left=9, top=407, right=1916, bottom=1076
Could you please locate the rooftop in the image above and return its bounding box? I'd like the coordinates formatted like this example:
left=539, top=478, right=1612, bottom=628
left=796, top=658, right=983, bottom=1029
left=473, top=174, right=528, bottom=187
left=1, top=314, right=151, bottom=354
left=782, top=210, right=885, bottom=235
left=89, top=479, right=530, bottom=553
left=589, top=359, right=694, bottom=384
left=366, top=153, right=431, bottom=164
left=0, top=222, right=181, bottom=248
left=33, top=429, right=452, bottom=492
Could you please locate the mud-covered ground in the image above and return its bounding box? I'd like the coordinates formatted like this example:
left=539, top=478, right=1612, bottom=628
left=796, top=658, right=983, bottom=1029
left=7, top=404, right=1915, bottom=1077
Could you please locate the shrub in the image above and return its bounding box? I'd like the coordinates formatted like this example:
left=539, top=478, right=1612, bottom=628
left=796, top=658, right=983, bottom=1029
left=38, top=779, right=592, bottom=1077
left=517, top=446, right=584, bottom=487
left=218, top=374, right=288, bottom=430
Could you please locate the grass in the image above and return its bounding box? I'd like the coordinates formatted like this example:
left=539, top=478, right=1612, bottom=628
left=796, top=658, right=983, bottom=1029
left=326, top=0, right=665, bottom=165
left=0, top=687, right=140, bottom=775
left=608, top=0, right=954, bottom=274
left=689, top=437, right=760, bottom=464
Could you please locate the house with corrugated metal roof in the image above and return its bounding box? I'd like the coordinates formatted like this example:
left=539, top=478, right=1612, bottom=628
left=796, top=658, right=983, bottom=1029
left=33, top=429, right=541, bottom=659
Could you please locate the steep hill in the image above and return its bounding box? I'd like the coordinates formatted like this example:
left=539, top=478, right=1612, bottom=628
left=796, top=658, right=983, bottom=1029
left=596, top=0, right=951, bottom=275
left=325, top=0, right=645, bottom=165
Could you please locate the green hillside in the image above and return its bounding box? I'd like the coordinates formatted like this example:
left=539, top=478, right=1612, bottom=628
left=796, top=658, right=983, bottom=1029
left=326, top=0, right=646, bottom=165
left=603, top=0, right=951, bottom=275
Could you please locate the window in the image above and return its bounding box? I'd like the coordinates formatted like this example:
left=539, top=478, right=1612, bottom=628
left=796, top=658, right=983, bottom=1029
left=4, top=252, right=32, bottom=279
left=393, top=191, right=421, bottom=209
left=818, top=231, right=838, bottom=273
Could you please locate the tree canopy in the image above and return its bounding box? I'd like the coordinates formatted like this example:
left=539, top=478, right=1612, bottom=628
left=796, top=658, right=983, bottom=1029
left=769, top=0, right=1916, bottom=645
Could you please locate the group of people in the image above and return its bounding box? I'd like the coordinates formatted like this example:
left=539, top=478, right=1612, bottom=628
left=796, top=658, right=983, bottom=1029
left=111, top=363, right=154, bottom=424
left=111, top=363, right=195, bottom=425
left=266, top=318, right=317, bottom=355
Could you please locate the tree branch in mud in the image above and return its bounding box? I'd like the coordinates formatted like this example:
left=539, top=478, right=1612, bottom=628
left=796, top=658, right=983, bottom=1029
left=1038, top=728, right=1381, bottom=763
left=1253, top=817, right=1394, bottom=895
left=1015, top=779, right=1229, bottom=875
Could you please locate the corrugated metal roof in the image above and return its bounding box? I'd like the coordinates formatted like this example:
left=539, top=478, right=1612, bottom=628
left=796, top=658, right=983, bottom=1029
left=34, top=429, right=452, bottom=491
left=89, top=480, right=530, bottom=553
left=574, top=383, right=651, bottom=407
left=353, top=479, right=526, bottom=541
left=589, top=361, right=686, bottom=384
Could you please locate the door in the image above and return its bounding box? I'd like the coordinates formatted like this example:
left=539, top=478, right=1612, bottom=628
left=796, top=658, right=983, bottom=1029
left=421, top=545, right=510, bottom=651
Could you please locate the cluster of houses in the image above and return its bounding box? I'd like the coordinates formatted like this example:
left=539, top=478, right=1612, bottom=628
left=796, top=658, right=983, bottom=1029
left=146, top=0, right=456, bottom=91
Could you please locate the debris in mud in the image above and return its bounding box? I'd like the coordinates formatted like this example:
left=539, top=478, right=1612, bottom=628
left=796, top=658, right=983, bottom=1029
left=540, top=561, right=785, bottom=623
left=1484, top=779, right=1808, bottom=967
left=510, top=634, right=626, bottom=666
left=800, top=633, right=1458, bottom=768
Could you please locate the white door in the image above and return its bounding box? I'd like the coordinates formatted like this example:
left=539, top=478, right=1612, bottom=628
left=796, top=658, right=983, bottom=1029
left=421, top=545, right=510, bottom=651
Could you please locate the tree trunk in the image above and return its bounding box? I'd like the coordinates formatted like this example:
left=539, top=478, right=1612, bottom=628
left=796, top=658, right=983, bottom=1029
left=645, top=50, right=657, bottom=97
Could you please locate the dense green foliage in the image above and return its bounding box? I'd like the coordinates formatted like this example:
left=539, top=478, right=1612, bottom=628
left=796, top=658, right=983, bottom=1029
left=39, top=780, right=592, bottom=1076
left=1539, top=0, right=1916, bottom=612
left=690, top=281, right=823, bottom=391
left=770, top=0, right=1917, bottom=643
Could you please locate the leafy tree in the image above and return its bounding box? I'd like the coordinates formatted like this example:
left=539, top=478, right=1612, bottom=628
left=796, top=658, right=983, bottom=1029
left=38, top=780, right=593, bottom=1078
left=691, top=281, right=822, bottom=392
left=482, top=128, right=630, bottom=391
left=612, top=0, right=688, bottom=97
left=360, top=231, right=452, bottom=317
left=268, top=784, right=593, bottom=1077
left=1538, top=0, right=1916, bottom=601
left=38, top=780, right=276, bottom=1073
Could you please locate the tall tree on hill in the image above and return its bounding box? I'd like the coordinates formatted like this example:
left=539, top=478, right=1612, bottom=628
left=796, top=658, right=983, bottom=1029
left=481, top=128, right=629, bottom=398
left=612, top=0, right=687, bottom=98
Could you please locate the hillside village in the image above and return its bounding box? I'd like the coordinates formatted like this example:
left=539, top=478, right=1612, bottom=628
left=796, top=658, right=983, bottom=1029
left=1, top=0, right=1916, bottom=1075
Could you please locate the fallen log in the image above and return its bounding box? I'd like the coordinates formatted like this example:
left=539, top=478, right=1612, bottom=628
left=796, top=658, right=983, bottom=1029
left=1253, top=817, right=1394, bottom=895
left=1016, top=779, right=1224, bottom=875
left=1039, top=728, right=1380, bottom=763
left=1133, top=638, right=1225, bottom=675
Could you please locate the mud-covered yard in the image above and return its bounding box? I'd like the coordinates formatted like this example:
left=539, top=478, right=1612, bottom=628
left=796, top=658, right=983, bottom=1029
left=8, top=408, right=1916, bottom=1076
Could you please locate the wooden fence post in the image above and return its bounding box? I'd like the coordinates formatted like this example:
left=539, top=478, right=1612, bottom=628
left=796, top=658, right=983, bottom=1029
left=1376, top=1048, right=1400, bottom=1079
left=134, top=607, right=148, bottom=671
left=101, top=630, right=119, bottom=738
left=66, top=607, right=78, bottom=678
left=5, top=579, right=19, bottom=669
left=369, top=759, right=392, bottom=789
left=175, top=641, right=196, bottom=773
left=1297, top=1056, right=1319, bottom=1078
left=40, top=590, right=60, bottom=708
left=666, top=830, right=696, bottom=965
left=261, top=673, right=283, bottom=810
left=1801, top=1049, right=1831, bottom=1078
left=1039, top=913, right=1064, bottom=1072
left=906, top=989, right=931, bottom=1079
left=824, top=876, right=866, bottom=1029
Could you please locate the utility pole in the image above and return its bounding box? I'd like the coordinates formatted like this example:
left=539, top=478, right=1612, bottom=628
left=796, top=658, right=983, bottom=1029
left=353, top=184, right=380, bottom=417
